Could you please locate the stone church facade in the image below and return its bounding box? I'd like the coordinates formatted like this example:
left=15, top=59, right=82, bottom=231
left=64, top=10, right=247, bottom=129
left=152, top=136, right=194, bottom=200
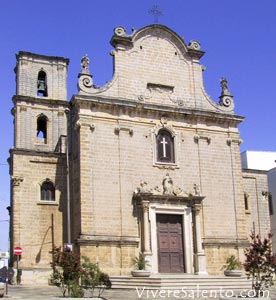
left=9, top=24, right=270, bottom=276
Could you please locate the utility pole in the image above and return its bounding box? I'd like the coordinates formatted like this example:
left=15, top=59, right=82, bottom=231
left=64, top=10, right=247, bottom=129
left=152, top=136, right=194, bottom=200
left=64, top=108, right=72, bottom=249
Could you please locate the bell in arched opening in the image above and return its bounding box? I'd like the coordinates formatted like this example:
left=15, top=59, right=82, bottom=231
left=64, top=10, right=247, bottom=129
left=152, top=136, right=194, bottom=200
left=37, top=70, right=48, bottom=97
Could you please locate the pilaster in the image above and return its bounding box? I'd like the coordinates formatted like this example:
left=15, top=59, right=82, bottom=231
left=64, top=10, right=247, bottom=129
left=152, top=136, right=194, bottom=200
left=193, top=203, right=208, bottom=275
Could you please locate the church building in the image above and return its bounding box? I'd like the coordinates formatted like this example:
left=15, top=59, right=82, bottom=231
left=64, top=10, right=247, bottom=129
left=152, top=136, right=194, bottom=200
left=9, top=24, right=270, bottom=278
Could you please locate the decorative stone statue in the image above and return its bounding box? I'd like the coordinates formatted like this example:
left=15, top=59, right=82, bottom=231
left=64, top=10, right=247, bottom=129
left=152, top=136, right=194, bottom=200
left=152, top=185, right=162, bottom=195
left=163, top=173, right=174, bottom=195
left=220, top=77, right=231, bottom=96
left=139, top=180, right=151, bottom=193
left=193, top=184, right=201, bottom=196
left=174, top=186, right=184, bottom=196
left=81, top=54, right=90, bottom=74
left=134, top=175, right=190, bottom=197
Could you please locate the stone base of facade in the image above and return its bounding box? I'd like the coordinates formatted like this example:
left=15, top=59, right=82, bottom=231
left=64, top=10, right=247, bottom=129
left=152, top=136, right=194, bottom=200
left=204, top=242, right=248, bottom=275
left=78, top=242, right=138, bottom=276
left=19, top=269, right=53, bottom=285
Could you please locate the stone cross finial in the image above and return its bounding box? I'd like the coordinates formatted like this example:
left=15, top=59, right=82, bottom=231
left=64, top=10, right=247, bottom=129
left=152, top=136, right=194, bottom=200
left=148, top=4, right=163, bottom=23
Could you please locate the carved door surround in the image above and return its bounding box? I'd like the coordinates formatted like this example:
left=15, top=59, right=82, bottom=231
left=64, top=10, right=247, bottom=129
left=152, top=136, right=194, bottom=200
left=133, top=177, right=207, bottom=275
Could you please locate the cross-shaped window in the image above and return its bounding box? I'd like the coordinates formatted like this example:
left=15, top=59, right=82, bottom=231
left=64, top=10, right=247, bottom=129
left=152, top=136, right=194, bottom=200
left=156, top=130, right=175, bottom=163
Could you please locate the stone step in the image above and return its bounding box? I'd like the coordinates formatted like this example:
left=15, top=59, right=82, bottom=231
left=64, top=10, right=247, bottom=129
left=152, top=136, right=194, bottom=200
left=110, top=275, right=251, bottom=290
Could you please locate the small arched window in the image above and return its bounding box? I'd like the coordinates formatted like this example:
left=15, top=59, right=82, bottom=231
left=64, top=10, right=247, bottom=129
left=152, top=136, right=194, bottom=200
left=41, top=180, right=55, bottom=201
left=37, top=114, right=47, bottom=139
left=37, top=70, right=48, bottom=97
left=156, top=129, right=175, bottom=163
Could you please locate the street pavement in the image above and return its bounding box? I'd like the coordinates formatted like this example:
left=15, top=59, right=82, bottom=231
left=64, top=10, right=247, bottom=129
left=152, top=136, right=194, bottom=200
left=4, top=283, right=276, bottom=300
left=5, top=284, right=141, bottom=299
left=3, top=284, right=152, bottom=299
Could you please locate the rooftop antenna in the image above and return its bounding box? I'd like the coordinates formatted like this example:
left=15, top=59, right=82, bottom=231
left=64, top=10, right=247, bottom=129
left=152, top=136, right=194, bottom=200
left=148, top=4, right=163, bottom=23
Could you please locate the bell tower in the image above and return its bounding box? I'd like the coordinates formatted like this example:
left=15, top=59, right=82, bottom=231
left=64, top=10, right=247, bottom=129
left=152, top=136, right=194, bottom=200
left=13, top=51, right=70, bottom=151
left=10, top=51, right=70, bottom=269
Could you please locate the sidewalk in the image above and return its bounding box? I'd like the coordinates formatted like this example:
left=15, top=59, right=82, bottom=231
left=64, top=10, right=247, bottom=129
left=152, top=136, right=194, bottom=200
left=4, top=284, right=160, bottom=300
left=5, top=283, right=276, bottom=300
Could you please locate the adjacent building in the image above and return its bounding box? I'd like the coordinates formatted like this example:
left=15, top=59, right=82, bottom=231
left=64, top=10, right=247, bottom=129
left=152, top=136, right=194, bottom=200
left=241, top=150, right=276, bottom=250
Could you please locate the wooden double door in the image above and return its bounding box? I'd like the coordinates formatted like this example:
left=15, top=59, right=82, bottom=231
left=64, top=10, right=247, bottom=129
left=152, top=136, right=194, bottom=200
left=157, top=214, right=185, bottom=273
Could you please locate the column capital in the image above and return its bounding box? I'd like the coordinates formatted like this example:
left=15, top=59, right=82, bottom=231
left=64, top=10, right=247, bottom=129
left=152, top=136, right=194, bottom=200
left=192, top=203, right=202, bottom=213
left=141, top=201, right=150, bottom=212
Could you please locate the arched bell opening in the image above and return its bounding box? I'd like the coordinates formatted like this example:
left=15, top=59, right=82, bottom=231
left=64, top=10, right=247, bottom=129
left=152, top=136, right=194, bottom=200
left=37, top=70, right=48, bottom=97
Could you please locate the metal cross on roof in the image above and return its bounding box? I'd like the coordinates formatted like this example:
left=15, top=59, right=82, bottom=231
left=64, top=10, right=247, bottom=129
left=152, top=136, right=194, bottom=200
left=148, top=4, right=163, bottom=23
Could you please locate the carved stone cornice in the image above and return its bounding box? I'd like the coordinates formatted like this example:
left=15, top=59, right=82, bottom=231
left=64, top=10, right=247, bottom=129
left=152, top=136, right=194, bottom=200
left=16, top=51, right=69, bottom=65
left=12, top=95, right=69, bottom=107
left=11, top=176, right=23, bottom=186
left=203, top=238, right=249, bottom=248
left=134, top=193, right=205, bottom=207
left=77, top=234, right=139, bottom=246
left=72, top=94, right=244, bottom=127
left=10, top=148, right=65, bottom=159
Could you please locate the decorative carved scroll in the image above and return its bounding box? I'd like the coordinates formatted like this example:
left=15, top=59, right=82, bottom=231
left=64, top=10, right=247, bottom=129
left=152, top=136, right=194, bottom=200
left=134, top=174, right=200, bottom=197
left=12, top=176, right=23, bottom=186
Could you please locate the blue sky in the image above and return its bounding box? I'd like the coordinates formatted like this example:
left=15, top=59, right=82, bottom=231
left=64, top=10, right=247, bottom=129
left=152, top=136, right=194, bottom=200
left=1, top=0, right=276, bottom=252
